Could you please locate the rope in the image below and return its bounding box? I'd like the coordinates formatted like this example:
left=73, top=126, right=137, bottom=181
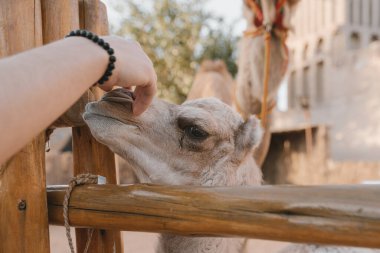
left=275, top=0, right=287, bottom=12
left=63, top=173, right=99, bottom=253
left=260, top=31, right=271, bottom=128
left=240, top=0, right=289, bottom=128
left=245, top=0, right=263, bottom=24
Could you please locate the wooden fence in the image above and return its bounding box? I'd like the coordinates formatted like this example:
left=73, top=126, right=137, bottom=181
left=47, top=184, right=380, bottom=249
left=0, top=1, right=379, bottom=253
left=0, top=0, right=121, bottom=252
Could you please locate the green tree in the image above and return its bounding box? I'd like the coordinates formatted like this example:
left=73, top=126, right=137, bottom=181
left=115, top=0, right=238, bottom=104
left=197, top=24, right=239, bottom=78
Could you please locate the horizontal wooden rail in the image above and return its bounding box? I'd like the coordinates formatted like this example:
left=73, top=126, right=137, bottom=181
left=47, top=184, right=380, bottom=248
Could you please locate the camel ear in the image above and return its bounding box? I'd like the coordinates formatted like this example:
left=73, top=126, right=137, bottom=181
left=235, top=115, right=263, bottom=152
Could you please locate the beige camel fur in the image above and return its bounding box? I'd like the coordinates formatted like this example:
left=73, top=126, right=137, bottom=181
left=187, top=59, right=235, bottom=106
left=237, top=3, right=380, bottom=252
left=236, top=0, right=300, bottom=116
left=187, top=1, right=300, bottom=166
left=187, top=59, right=272, bottom=166
left=83, top=88, right=263, bottom=253
left=84, top=89, right=378, bottom=253
left=238, top=0, right=300, bottom=165
left=278, top=244, right=379, bottom=253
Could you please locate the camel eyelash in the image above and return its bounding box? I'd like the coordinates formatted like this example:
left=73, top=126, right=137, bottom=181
left=184, top=126, right=209, bottom=140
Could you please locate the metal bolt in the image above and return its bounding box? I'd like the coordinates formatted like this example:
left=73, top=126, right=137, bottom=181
left=18, top=199, right=27, bottom=211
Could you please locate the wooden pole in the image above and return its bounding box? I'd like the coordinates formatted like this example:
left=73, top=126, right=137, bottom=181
left=41, top=1, right=121, bottom=252
left=47, top=184, right=380, bottom=249
left=71, top=1, right=123, bottom=252
left=41, top=0, right=96, bottom=129
left=0, top=2, right=49, bottom=252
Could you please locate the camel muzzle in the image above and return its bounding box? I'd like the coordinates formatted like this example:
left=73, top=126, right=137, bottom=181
left=100, top=88, right=135, bottom=105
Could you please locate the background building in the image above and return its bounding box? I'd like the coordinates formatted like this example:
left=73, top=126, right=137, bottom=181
left=272, top=0, right=380, bottom=161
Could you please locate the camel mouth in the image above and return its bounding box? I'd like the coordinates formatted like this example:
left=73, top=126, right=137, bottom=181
left=83, top=110, right=140, bottom=131
left=83, top=88, right=140, bottom=130
left=101, top=88, right=135, bottom=105
left=83, top=111, right=124, bottom=125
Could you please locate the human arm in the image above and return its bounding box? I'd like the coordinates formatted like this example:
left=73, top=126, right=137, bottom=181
left=0, top=36, right=157, bottom=164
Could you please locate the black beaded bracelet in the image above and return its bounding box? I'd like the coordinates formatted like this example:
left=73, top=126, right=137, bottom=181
left=65, top=29, right=116, bottom=85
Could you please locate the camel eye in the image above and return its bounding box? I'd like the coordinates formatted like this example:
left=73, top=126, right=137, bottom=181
left=184, top=126, right=209, bottom=140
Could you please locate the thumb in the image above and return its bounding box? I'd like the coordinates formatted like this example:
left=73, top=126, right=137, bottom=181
left=132, top=81, right=156, bottom=115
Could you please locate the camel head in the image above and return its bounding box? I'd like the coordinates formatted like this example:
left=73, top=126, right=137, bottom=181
left=237, top=0, right=300, bottom=117
left=83, top=88, right=263, bottom=186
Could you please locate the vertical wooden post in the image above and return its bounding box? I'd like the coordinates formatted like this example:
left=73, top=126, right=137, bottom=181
left=71, top=1, right=123, bottom=252
left=41, top=0, right=79, bottom=44
left=41, top=0, right=91, bottom=128
left=41, top=0, right=122, bottom=252
left=0, top=1, right=50, bottom=252
left=42, top=0, right=96, bottom=129
left=72, top=126, right=123, bottom=253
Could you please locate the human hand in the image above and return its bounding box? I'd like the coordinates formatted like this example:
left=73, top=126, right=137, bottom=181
left=99, top=36, right=157, bottom=116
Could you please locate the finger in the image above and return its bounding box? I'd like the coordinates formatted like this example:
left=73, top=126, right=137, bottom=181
left=132, top=80, right=157, bottom=115
left=98, top=83, right=113, bottom=92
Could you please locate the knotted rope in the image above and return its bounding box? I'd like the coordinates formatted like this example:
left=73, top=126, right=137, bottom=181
left=63, top=173, right=100, bottom=253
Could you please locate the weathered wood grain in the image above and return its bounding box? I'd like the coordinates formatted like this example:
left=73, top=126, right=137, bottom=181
left=47, top=184, right=380, bottom=249
left=79, top=0, right=109, bottom=35
left=70, top=1, right=123, bottom=252
left=40, top=1, right=121, bottom=252
left=41, top=0, right=96, bottom=128
left=0, top=1, right=51, bottom=252
left=41, top=0, right=79, bottom=44
left=72, top=125, right=122, bottom=253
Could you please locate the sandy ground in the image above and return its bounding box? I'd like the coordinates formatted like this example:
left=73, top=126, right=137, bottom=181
left=50, top=225, right=290, bottom=253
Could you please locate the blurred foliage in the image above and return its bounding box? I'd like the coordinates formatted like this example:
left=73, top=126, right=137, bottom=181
left=114, top=0, right=238, bottom=104
left=197, top=25, right=239, bottom=79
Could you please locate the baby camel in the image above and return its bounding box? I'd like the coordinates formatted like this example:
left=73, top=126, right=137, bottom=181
left=83, top=88, right=263, bottom=253
left=84, top=89, right=379, bottom=253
